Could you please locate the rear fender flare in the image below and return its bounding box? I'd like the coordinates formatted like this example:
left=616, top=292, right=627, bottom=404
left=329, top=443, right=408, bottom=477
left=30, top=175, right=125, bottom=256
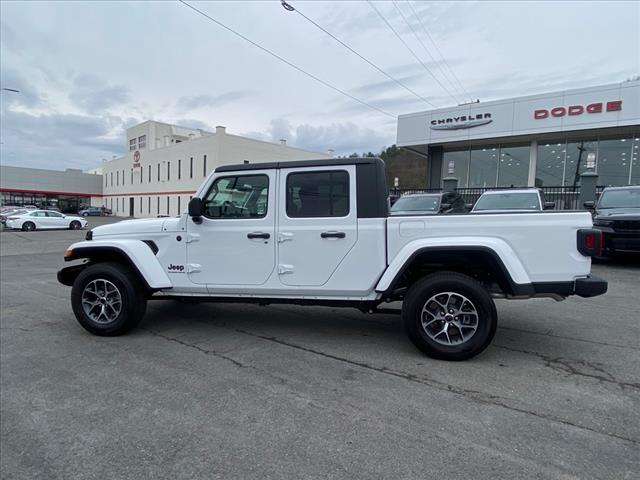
left=376, top=238, right=531, bottom=294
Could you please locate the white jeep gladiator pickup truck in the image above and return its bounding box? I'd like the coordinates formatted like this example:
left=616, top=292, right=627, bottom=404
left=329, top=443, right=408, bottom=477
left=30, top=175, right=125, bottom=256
left=58, top=158, right=607, bottom=360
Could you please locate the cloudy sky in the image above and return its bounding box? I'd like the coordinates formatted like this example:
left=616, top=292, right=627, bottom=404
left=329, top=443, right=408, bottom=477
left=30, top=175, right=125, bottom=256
left=1, top=0, right=638, bottom=170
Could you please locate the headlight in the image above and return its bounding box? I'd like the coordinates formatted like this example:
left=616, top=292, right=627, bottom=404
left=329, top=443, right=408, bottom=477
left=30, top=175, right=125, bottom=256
left=593, top=219, right=613, bottom=227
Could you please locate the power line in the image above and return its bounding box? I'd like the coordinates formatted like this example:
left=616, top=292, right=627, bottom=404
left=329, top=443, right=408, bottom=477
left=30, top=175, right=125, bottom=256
left=391, top=0, right=463, bottom=104
left=280, top=1, right=435, bottom=108
left=367, top=0, right=459, bottom=105
left=406, top=1, right=472, bottom=102
left=177, top=0, right=396, bottom=118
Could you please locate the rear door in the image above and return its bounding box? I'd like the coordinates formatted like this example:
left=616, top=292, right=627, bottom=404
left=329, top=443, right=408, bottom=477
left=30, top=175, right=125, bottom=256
left=277, top=166, right=357, bottom=286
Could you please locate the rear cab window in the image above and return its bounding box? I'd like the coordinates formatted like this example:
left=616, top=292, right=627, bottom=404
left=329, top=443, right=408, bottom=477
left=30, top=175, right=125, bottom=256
left=286, top=170, right=349, bottom=218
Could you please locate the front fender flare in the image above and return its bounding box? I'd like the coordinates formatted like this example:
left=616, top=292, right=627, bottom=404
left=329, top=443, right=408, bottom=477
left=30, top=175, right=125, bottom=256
left=376, top=237, right=531, bottom=294
left=62, top=239, right=172, bottom=289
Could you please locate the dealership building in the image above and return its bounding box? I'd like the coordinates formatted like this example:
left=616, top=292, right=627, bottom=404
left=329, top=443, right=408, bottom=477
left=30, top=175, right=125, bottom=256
left=397, top=79, right=640, bottom=189
left=101, top=121, right=330, bottom=217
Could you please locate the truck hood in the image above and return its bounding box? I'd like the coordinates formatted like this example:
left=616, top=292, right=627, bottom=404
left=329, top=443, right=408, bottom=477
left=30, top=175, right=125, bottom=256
left=92, top=217, right=168, bottom=236
left=594, top=207, right=640, bottom=220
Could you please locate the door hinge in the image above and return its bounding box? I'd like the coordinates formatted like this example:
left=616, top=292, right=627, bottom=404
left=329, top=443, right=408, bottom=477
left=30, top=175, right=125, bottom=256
left=185, top=233, right=200, bottom=243
left=278, top=232, right=293, bottom=243
left=277, top=264, right=294, bottom=275
left=187, top=264, right=201, bottom=273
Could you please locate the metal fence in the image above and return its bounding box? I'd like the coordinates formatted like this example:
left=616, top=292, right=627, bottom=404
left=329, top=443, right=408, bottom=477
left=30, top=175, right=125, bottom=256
left=390, top=186, right=608, bottom=210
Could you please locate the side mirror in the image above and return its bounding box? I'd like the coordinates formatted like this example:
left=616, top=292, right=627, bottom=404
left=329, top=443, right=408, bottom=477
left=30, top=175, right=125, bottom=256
left=543, top=201, right=555, bottom=210
left=188, top=197, right=203, bottom=222
left=583, top=201, right=595, bottom=209
left=439, top=203, right=452, bottom=212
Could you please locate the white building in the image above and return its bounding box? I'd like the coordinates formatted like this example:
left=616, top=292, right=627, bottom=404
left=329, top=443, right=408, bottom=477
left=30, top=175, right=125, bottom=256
left=102, top=121, right=330, bottom=217
left=397, top=79, right=640, bottom=189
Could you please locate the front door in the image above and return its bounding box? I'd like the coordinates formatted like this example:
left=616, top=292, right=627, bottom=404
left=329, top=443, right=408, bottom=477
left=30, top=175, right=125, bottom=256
left=186, top=170, right=276, bottom=286
left=277, top=166, right=357, bottom=286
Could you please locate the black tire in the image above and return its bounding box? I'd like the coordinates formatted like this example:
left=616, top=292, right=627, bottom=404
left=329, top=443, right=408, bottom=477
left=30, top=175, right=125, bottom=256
left=22, top=221, right=36, bottom=232
left=69, top=220, right=81, bottom=230
left=402, top=272, right=497, bottom=361
left=71, top=262, right=147, bottom=336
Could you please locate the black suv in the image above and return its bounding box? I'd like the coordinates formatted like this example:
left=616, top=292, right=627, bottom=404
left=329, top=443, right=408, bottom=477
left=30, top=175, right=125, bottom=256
left=586, top=186, right=640, bottom=256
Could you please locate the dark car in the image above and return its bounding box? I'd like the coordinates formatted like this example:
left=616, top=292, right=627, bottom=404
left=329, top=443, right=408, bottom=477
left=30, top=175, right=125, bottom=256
left=586, top=186, right=640, bottom=256
left=390, top=192, right=469, bottom=216
left=78, top=206, right=112, bottom=217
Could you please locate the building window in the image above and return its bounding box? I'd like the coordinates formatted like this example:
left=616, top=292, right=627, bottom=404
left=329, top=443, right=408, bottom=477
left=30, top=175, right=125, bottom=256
left=167, top=161, right=170, bottom=181
left=286, top=171, right=349, bottom=218
left=497, top=144, right=530, bottom=187
left=536, top=140, right=565, bottom=187
left=631, top=136, right=640, bottom=185
left=116, top=170, right=119, bottom=186
left=138, top=135, right=146, bottom=149
left=598, top=135, right=634, bottom=186
left=178, top=159, right=181, bottom=180
left=157, top=197, right=160, bottom=215
left=443, top=149, right=471, bottom=188
left=157, top=163, right=160, bottom=182
left=564, top=139, right=597, bottom=187
left=148, top=197, right=151, bottom=214
left=140, top=197, right=143, bottom=213
left=468, top=146, right=499, bottom=188
left=129, top=138, right=136, bottom=151
left=177, top=196, right=181, bottom=213
left=203, top=155, right=207, bottom=177
left=167, top=196, right=170, bottom=216
left=122, top=170, right=125, bottom=186
left=190, top=157, right=193, bottom=178
left=104, top=175, right=107, bottom=187
left=148, top=165, right=151, bottom=183
left=110, top=172, right=113, bottom=186
left=130, top=169, right=133, bottom=185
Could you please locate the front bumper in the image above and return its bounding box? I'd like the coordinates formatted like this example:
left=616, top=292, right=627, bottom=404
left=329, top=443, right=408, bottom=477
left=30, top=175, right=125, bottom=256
left=594, top=226, right=640, bottom=253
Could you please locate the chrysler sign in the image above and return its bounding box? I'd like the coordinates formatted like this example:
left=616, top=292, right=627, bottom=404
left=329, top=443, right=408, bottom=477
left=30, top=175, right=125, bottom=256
left=534, top=100, right=622, bottom=119
left=430, top=113, right=492, bottom=130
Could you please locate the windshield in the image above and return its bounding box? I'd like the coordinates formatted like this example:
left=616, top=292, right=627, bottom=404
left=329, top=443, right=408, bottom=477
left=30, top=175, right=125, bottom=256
left=474, top=192, right=540, bottom=211
left=391, top=195, right=440, bottom=212
left=598, top=189, right=640, bottom=208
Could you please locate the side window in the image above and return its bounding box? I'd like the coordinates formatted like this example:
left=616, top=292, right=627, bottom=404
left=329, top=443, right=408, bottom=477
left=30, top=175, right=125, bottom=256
left=286, top=170, right=349, bottom=218
left=31, top=211, right=46, bottom=217
left=46, top=211, right=63, bottom=217
left=203, top=174, right=269, bottom=219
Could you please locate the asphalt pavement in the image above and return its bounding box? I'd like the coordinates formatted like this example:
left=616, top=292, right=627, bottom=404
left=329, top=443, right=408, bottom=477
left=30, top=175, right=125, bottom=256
left=1, top=218, right=638, bottom=479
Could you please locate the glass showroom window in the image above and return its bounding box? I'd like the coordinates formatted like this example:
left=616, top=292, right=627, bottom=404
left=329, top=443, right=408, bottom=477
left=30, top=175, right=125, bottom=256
left=497, top=144, right=530, bottom=187
left=443, top=149, right=470, bottom=187
left=564, top=139, right=597, bottom=187
left=536, top=140, right=566, bottom=187
left=468, top=146, right=499, bottom=187
left=631, top=135, right=640, bottom=185
left=597, top=136, right=633, bottom=186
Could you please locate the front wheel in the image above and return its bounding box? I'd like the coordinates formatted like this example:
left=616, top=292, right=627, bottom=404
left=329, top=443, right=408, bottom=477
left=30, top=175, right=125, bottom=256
left=69, top=220, right=81, bottom=230
left=402, top=272, right=497, bottom=361
left=71, top=262, right=147, bottom=336
left=82, top=212, right=89, bottom=217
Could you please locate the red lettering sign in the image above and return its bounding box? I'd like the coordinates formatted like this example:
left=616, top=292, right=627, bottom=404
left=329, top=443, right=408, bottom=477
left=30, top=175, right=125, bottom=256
left=534, top=100, right=621, bottom=119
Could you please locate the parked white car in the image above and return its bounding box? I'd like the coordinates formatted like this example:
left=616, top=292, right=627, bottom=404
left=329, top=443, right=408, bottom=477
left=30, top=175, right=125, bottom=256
left=5, top=210, right=88, bottom=231
left=471, top=188, right=555, bottom=213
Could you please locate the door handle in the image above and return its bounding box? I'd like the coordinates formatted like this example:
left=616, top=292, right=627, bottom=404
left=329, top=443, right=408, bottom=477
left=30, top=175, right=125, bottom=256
left=247, top=232, right=270, bottom=239
left=320, top=231, right=346, bottom=239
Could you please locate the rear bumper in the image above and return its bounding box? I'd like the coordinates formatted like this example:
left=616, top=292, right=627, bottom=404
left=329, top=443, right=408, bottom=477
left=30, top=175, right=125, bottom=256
left=532, top=275, right=608, bottom=298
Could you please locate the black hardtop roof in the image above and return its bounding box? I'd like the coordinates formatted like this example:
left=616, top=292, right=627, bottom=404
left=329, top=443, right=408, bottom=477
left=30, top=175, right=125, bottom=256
left=215, top=157, right=385, bottom=172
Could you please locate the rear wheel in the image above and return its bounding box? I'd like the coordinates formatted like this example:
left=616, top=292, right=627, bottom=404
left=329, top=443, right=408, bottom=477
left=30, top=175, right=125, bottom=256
left=71, top=262, right=147, bottom=336
left=402, top=272, right=497, bottom=361
left=22, top=221, right=36, bottom=231
left=82, top=212, right=89, bottom=217
left=69, top=220, right=81, bottom=230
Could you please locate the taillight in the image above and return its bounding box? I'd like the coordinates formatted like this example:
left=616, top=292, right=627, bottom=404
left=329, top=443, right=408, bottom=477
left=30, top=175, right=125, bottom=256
left=577, top=229, right=602, bottom=257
